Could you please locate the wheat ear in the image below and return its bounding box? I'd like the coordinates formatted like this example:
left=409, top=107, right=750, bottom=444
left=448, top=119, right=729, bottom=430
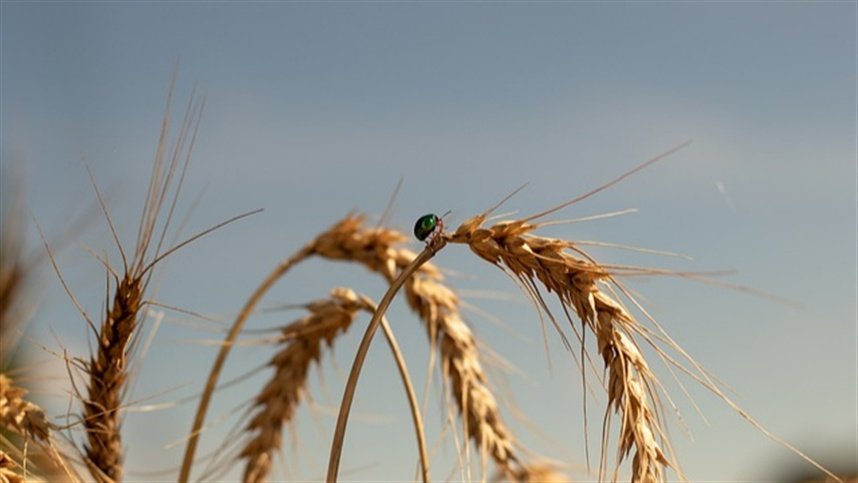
left=78, top=79, right=212, bottom=482
left=449, top=216, right=670, bottom=482
left=325, top=243, right=440, bottom=482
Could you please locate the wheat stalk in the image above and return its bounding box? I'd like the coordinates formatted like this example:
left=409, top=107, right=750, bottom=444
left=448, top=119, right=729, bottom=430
left=325, top=244, right=441, bottom=483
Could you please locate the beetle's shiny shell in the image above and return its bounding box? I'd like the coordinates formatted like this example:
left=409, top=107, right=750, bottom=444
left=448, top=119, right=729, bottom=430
left=414, top=214, right=439, bottom=241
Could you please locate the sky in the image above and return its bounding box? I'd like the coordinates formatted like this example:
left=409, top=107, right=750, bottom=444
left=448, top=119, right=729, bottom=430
left=1, top=2, right=856, bottom=482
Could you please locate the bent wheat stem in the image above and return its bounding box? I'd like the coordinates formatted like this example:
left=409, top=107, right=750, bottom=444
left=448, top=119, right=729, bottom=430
left=377, top=303, right=431, bottom=483
left=326, top=241, right=444, bottom=483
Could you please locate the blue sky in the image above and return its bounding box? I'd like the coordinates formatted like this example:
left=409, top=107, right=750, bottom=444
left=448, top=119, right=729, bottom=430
left=2, top=2, right=856, bottom=481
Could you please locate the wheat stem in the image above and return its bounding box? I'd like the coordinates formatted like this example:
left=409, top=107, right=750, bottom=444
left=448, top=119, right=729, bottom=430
left=377, top=305, right=431, bottom=483
left=326, top=242, right=443, bottom=483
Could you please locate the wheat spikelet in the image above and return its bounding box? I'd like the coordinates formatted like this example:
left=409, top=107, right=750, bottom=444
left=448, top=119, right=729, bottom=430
left=240, top=288, right=365, bottom=483
left=449, top=217, right=669, bottom=482
left=312, top=215, right=522, bottom=474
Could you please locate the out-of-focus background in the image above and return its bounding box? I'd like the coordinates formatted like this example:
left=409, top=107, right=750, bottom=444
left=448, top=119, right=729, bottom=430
left=2, top=2, right=855, bottom=481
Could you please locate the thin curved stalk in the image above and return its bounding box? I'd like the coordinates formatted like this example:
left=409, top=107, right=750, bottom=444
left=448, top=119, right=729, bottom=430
left=326, top=240, right=445, bottom=483
left=377, top=311, right=430, bottom=483
left=179, top=244, right=315, bottom=483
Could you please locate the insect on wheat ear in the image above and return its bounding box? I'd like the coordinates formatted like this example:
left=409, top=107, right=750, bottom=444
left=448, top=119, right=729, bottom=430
left=413, top=210, right=451, bottom=246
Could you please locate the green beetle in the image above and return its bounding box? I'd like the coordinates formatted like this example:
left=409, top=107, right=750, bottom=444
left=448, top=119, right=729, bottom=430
left=413, top=213, right=444, bottom=244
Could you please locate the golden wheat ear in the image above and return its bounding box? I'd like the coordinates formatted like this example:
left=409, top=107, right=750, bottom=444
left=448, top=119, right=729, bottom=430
left=76, top=78, right=200, bottom=482
left=447, top=160, right=847, bottom=482
left=69, top=75, right=257, bottom=483
left=447, top=209, right=678, bottom=481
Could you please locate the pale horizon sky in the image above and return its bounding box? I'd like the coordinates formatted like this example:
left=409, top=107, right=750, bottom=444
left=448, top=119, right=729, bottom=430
left=1, top=2, right=856, bottom=482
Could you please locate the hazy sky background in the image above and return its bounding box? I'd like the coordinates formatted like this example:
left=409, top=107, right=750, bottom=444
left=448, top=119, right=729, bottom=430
left=2, top=2, right=856, bottom=482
